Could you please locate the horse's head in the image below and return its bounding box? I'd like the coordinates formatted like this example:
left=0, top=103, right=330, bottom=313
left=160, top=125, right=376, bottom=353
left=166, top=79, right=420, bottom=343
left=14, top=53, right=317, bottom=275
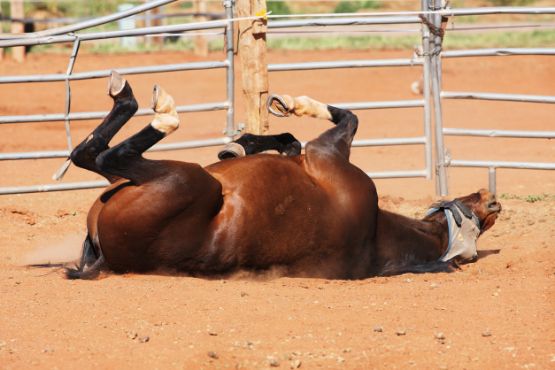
left=425, top=189, right=502, bottom=263
left=456, top=189, right=502, bottom=235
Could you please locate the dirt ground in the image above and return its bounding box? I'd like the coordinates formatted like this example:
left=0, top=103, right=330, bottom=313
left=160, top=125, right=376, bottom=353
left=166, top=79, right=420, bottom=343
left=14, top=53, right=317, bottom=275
left=0, top=50, right=553, bottom=369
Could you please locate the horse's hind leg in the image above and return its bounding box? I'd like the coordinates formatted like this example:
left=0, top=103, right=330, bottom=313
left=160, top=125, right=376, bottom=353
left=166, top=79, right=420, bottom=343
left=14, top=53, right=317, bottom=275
left=218, top=132, right=301, bottom=160
left=268, top=94, right=358, bottom=160
left=70, top=71, right=138, bottom=183
left=94, top=85, right=180, bottom=184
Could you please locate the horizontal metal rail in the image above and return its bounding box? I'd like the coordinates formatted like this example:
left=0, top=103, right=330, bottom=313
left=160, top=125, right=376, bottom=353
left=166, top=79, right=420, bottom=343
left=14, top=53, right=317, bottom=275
left=264, top=6, right=555, bottom=19
left=441, top=91, right=555, bottom=104
left=366, top=170, right=428, bottom=179
left=0, top=137, right=232, bottom=161
left=0, top=181, right=109, bottom=195
left=268, top=16, right=422, bottom=29
left=298, top=136, right=426, bottom=149
left=150, top=137, right=232, bottom=152
left=353, top=137, right=426, bottom=147
left=0, top=102, right=229, bottom=124
left=0, top=19, right=230, bottom=48
left=438, top=6, right=555, bottom=17
left=0, top=0, right=178, bottom=39
left=2, top=11, right=226, bottom=26
left=3, top=5, right=553, bottom=45
left=268, top=58, right=423, bottom=72
left=449, top=159, right=555, bottom=170
left=442, top=48, right=555, bottom=58
left=0, top=168, right=431, bottom=195
left=443, top=128, right=555, bottom=138
left=0, top=150, right=68, bottom=160
left=333, top=100, right=425, bottom=110
left=0, top=61, right=229, bottom=84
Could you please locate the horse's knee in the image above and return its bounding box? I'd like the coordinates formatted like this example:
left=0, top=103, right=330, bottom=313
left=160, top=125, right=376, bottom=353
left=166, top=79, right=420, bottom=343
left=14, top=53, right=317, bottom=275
left=94, top=150, right=110, bottom=173
left=71, top=135, right=109, bottom=171
left=119, top=98, right=139, bottom=116
left=70, top=142, right=90, bottom=169
left=277, top=133, right=301, bottom=156
left=234, top=134, right=255, bottom=149
left=284, top=140, right=302, bottom=156
left=95, top=144, right=135, bottom=174
left=328, top=106, right=358, bottom=135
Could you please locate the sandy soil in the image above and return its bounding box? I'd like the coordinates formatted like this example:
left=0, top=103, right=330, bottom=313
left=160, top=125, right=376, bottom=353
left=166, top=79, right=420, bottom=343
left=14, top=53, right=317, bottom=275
left=0, top=50, right=553, bottom=369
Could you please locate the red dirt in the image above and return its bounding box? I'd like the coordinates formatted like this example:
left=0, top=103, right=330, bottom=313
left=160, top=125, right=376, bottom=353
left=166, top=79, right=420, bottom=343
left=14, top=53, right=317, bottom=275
left=0, top=50, right=553, bottom=369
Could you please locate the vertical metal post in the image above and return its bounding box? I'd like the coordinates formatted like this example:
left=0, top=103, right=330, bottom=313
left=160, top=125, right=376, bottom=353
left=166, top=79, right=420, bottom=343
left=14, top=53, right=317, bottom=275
left=421, top=0, right=432, bottom=180
left=53, top=37, right=81, bottom=181
left=488, top=167, right=497, bottom=194
left=429, top=0, right=449, bottom=196
left=64, top=37, right=81, bottom=152
left=223, top=0, right=235, bottom=137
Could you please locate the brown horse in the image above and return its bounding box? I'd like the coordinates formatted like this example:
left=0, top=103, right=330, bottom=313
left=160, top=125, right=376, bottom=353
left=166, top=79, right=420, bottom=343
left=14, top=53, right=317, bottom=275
left=66, top=72, right=501, bottom=279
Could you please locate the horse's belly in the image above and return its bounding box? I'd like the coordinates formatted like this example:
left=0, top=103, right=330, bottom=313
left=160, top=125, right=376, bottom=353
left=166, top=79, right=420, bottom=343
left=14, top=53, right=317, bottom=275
left=202, top=156, right=377, bottom=277
left=204, top=179, right=346, bottom=274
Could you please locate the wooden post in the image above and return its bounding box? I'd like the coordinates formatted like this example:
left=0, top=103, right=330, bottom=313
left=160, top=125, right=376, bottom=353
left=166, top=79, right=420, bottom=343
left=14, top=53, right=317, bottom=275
left=10, top=0, right=25, bottom=63
left=194, top=0, right=208, bottom=56
left=150, top=5, right=163, bottom=47
left=236, top=0, right=269, bottom=135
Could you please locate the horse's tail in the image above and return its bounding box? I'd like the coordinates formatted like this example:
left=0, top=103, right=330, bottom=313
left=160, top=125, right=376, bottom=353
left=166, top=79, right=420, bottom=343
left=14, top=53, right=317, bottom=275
left=65, top=234, right=106, bottom=280
left=65, top=256, right=105, bottom=279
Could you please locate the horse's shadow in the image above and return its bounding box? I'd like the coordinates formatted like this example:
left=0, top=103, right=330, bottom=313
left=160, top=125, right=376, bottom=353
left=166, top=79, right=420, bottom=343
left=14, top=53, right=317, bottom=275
left=477, top=249, right=501, bottom=259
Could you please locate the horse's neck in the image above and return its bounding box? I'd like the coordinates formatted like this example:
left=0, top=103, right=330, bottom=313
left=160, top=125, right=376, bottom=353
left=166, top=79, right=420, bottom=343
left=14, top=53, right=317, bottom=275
left=373, top=208, right=448, bottom=273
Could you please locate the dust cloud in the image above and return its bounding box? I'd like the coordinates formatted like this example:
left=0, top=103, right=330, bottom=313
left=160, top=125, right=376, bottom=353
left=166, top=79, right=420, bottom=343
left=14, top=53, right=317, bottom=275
left=20, top=234, right=82, bottom=266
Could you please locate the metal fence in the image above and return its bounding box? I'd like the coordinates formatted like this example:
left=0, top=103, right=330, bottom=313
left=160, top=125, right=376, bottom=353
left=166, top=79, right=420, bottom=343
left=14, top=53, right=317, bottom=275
left=0, top=0, right=235, bottom=195
left=267, top=10, right=433, bottom=181
left=0, top=0, right=553, bottom=195
left=433, top=6, right=555, bottom=195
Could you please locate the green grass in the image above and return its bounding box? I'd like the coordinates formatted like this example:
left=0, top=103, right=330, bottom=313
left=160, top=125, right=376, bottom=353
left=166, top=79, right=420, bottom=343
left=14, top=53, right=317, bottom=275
left=266, top=29, right=555, bottom=51
left=499, top=193, right=554, bottom=203
left=443, top=30, right=555, bottom=49
left=267, top=34, right=421, bottom=51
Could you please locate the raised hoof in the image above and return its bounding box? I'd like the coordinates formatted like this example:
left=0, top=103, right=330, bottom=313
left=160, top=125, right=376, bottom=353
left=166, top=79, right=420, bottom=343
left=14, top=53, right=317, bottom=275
left=218, top=142, right=246, bottom=160
left=152, top=84, right=176, bottom=113
left=108, top=70, right=126, bottom=97
left=267, top=94, right=294, bottom=117
left=151, top=85, right=180, bottom=135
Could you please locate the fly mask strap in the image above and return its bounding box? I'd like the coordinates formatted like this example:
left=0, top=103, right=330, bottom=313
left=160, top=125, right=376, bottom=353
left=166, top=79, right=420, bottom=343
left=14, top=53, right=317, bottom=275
left=426, top=200, right=482, bottom=262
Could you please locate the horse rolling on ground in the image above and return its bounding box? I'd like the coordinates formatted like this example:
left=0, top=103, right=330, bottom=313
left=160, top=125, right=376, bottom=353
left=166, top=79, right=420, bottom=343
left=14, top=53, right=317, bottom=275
left=66, top=71, right=501, bottom=279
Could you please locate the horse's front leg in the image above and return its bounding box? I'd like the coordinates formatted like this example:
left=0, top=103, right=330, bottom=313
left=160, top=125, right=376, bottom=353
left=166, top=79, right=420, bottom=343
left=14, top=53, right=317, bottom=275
left=218, top=132, right=301, bottom=160
left=268, top=94, right=358, bottom=161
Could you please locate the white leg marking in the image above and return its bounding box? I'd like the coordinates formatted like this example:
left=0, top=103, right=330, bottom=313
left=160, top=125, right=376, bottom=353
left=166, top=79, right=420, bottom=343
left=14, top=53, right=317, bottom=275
left=277, top=94, right=332, bottom=120
left=293, top=96, right=332, bottom=120
left=151, top=85, right=180, bottom=135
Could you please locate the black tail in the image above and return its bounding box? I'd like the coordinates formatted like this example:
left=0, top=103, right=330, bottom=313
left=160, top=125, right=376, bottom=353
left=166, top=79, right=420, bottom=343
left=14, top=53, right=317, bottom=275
left=65, top=235, right=106, bottom=280
left=65, top=256, right=105, bottom=280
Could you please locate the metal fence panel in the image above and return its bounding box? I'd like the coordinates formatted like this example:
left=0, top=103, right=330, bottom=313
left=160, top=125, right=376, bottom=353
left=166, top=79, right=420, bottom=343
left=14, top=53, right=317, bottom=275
left=0, top=3, right=553, bottom=195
